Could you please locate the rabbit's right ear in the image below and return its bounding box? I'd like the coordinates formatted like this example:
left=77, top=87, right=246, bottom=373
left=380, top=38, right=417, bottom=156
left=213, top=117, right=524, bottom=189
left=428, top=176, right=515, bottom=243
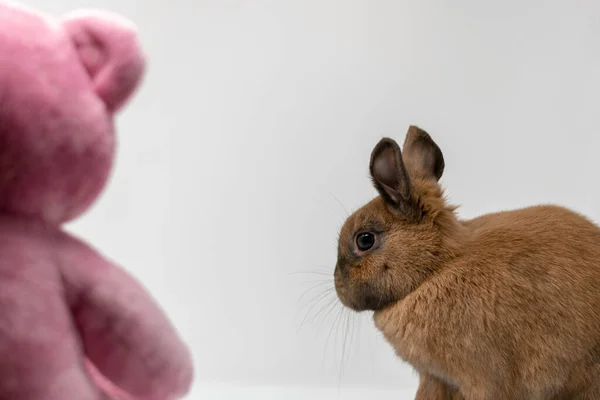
left=402, top=126, right=445, bottom=181
left=370, top=138, right=421, bottom=221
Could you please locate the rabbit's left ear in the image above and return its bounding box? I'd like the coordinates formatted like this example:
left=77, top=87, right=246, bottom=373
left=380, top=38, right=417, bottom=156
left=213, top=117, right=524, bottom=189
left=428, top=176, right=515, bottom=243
left=370, top=137, right=421, bottom=221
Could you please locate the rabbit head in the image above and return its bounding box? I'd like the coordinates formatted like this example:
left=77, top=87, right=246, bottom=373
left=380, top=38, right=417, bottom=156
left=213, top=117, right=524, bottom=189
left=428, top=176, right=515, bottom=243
left=334, top=126, right=462, bottom=311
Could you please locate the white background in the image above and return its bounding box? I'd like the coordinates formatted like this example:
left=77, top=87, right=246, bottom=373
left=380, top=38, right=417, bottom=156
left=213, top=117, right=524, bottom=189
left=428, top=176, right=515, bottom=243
left=21, top=0, right=600, bottom=399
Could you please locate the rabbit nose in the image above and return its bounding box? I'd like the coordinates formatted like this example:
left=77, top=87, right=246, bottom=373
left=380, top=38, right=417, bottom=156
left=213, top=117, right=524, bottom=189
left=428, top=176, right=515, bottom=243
left=333, top=267, right=347, bottom=296
left=335, top=251, right=354, bottom=278
left=334, top=261, right=347, bottom=280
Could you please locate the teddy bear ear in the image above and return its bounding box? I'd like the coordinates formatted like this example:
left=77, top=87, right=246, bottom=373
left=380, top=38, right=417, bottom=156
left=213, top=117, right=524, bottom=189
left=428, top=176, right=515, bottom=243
left=61, top=10, right=146, bottom=112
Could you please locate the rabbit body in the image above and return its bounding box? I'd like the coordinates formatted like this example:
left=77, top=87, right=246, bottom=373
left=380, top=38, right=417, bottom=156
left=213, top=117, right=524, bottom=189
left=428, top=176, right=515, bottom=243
left=376, top=204, right=600, bottom=399
left=334, top=126, right=600, bottom=400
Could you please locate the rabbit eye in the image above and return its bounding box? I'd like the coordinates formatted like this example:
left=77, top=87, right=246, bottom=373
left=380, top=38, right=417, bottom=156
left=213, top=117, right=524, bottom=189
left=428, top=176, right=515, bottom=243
left=356, top=232, right=375, bottom=251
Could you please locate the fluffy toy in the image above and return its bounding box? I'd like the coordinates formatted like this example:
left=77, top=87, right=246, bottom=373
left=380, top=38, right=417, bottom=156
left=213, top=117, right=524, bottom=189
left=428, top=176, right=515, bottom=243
left=0, top=2, right=193, bottom=399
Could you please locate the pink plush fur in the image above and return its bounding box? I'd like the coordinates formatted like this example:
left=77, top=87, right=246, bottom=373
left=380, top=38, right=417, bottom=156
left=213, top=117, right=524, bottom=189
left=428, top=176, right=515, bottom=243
left=0, top=2, right=193, bottom=399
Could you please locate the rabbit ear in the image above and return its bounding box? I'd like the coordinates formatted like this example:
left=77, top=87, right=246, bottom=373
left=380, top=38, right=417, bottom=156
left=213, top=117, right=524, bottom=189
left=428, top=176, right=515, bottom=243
left=370, top=138, right=421, bottom=220
left=402, top=126, right=445, bottom=181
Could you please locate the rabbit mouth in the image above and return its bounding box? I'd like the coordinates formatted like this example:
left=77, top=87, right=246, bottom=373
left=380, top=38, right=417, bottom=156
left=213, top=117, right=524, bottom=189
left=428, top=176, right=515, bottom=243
left=340, top=291, right=395, bottom=312
left=335, top=272, right=396, bottom=311
left=360, top=292, right=396, bottom=311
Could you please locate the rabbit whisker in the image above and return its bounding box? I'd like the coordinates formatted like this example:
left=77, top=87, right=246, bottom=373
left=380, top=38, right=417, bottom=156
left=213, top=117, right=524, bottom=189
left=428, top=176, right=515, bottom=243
left=296, top=288, right=335, bottom=333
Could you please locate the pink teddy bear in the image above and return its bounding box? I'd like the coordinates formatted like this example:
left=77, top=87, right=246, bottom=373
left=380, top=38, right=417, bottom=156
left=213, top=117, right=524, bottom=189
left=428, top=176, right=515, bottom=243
left=0, top=2, right=193, bottom=399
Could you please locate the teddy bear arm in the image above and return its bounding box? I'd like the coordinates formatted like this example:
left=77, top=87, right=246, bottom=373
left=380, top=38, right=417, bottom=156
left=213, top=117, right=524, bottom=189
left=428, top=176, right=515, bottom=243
left=0, top=240, right=110, bottom=400
left=59, top=241, right=193, bottom=399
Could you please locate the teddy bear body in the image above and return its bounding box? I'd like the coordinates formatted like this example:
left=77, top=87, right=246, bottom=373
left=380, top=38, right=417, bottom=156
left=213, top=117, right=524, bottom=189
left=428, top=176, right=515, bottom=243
left=0, top=216, right=169, bottom=400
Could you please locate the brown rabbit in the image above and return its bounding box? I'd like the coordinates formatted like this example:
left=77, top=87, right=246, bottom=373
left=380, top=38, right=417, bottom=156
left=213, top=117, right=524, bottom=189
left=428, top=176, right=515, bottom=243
left=333, top=126, right=600, bottom=400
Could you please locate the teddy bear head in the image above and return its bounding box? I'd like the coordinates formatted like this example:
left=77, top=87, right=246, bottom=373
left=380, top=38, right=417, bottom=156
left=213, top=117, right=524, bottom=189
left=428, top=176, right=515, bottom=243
left=0, top=3, right=145, bottom=225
